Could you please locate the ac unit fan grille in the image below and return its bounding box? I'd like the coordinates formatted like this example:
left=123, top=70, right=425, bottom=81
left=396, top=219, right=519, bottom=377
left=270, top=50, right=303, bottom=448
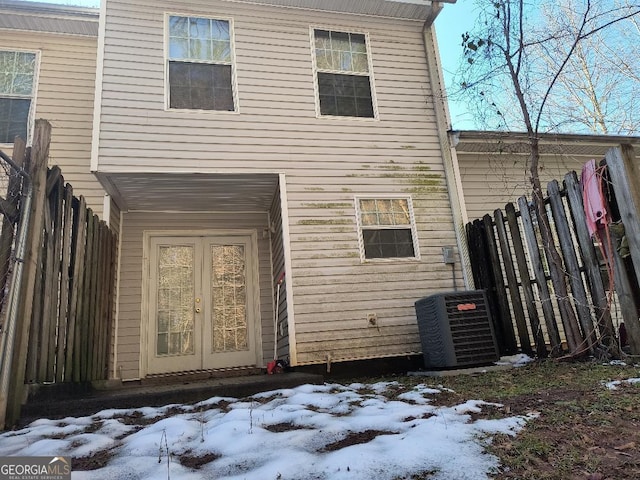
left=415, top=290, right=499, bottom=368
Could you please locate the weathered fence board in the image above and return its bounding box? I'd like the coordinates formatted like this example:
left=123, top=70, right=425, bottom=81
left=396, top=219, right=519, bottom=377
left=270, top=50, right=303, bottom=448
left=505, top=203, right=547, bottom=357
left=0, top=123, right=117, bottom=428
left=517, top=196, right=562, bottom=350
left=68, top=196, right=87, bottom=384
left=55, top=185, right=74, bottom=383
left=606, top=146, right=640, bottom=291
left=467, top=144, right=640, bottom=359
left=564, top=172, right=616, bottom=351
left=548, top=180, right=595, bottom=354
left=482, top=214, right=518, bottom=354
left=494, top=209, right=532, bottom=354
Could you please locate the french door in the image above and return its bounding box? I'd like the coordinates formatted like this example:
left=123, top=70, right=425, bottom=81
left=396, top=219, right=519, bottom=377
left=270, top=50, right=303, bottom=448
left=147, top=235, right=257, bottom=375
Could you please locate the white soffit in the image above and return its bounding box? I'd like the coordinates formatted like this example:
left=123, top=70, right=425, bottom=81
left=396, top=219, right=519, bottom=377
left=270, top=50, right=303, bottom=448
left=0, top=1, right=98, bottom=36
left=230, top=0, right=437, bottom=21
left=103, top=173, right=280, bottom=212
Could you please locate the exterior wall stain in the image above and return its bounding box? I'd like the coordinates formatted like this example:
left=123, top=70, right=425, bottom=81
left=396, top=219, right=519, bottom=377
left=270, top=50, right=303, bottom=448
left=301, top=202, right=352, bottom=209
left=298, top=219, right=352, bottom=225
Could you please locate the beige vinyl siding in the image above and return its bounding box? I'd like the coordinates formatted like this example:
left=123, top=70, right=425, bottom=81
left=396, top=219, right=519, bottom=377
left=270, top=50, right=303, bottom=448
left=100, top=0, right=462, bottom=366
left=116, top=211, right=273, bottom=380
left=0, top=29, right=105, bottom=216
left=458, top=151, right=585, bottom=222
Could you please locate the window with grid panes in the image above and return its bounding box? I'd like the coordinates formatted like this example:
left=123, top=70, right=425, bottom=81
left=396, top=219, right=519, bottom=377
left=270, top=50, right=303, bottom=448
left=313, top=29, right=375, bottom=118
left=0, top=51, right=37, bottom=144
left=358, top=198, right=417, bottom=259
left=167, top=16, right=235, bottom=111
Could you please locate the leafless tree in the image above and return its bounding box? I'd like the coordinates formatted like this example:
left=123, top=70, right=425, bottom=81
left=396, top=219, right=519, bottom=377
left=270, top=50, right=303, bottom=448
left=457, top=0, right=640, bottom=356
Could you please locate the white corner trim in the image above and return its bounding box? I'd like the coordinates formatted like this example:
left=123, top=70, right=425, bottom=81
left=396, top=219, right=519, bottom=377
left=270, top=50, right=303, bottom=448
left=278, top=173, right=298, bottom=366
left=89, top=0, right=107, bottom=172
left=422, top=24, right=474, bottom=289
left=102, top=194, right=111, bottom=225
left=112, top=207, right=124, bottom=379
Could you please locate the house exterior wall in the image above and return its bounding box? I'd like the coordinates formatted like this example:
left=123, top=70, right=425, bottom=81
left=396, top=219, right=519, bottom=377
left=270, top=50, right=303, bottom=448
left=456, top=134, right=640, bottom=222
left=116, top=211, right=274, bottom=380
left=0, top=22, right=105, bottom=215
left=458, top=151, right=584, bottom=222
left=98, top=0, right=462, bottom=369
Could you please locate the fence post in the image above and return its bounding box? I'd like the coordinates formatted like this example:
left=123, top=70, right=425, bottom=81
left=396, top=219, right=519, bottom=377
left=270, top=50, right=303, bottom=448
left=5, top=120, right=52, bottom=428
left=605, top=145, right=640, bottom=289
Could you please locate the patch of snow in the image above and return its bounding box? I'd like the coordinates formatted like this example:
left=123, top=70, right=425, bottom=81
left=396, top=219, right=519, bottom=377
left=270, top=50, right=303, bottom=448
left=495, top=354, right=534, bottom=367
left=604, top=377, right=640, bottom=390
left=0, top=382, right=536, bottom=480
left=607, top=360, right=627, bottom=366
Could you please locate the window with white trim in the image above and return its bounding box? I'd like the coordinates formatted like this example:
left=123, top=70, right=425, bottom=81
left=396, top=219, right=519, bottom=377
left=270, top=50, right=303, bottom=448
left=0, top=50, right=37, bottom=144
left=357, top=198, right=418, bottom=259
left=313, top=29, right=375, bottom=118
left=167, top=15, right=235, bottom=111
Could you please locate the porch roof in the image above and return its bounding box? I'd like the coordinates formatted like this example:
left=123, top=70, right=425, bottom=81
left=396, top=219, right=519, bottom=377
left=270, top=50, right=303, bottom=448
left=97, top=172, right=280, bottom=212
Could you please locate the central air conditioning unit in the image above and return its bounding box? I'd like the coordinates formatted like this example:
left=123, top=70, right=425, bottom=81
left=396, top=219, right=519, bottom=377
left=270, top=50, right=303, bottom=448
left=415, top=290, right=499, bottom=369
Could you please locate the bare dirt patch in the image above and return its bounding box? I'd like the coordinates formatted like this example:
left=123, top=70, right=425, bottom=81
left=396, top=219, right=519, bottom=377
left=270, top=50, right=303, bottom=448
left=320, top=430, right=398, bottom=452
left=178, top=450, right=221, bottom=470
left=263, top=422, right=311, bottom=433
left=73, top=448, right=116, bottom=471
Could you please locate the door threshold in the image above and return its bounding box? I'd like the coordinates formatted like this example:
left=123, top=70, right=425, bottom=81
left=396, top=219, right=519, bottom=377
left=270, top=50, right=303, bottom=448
left=141, top=366, right=262, bottom=385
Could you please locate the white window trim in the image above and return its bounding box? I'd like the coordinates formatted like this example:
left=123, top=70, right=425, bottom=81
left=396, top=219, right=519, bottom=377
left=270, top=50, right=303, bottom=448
left=354, top=195, right=421, bottom=263
left=309, top=26, right=379, bottom=121
left=0, top=48, right=40, bottom=146
left=163, top=12, right=239, bottom=114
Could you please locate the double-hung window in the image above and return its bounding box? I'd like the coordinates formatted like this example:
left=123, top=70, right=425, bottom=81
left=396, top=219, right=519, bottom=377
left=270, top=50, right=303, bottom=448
left=357, top=198, right=419, bottom=260
left=167, top=15, right=235, bottom=111
left=0, top=50, right=37, bottom=144
left=313, top=29, right=375, bottom=118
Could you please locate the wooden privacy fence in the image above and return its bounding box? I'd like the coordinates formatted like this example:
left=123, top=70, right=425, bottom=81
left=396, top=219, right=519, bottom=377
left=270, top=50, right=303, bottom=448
left=466, top=145, right=640, bottom=358
left=0, top=120, right=117, bottom=429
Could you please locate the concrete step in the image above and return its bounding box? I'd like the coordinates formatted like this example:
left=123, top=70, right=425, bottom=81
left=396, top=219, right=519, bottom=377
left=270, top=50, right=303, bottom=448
left=19, top=372, right=324, bottom=426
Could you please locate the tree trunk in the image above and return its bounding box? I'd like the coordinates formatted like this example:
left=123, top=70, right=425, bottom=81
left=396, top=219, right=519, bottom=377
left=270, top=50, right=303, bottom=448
left=529, top=137, right=586, bottom=355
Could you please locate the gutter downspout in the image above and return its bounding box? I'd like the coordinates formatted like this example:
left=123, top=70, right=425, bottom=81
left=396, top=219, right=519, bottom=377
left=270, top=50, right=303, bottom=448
left=422, top=19, right=474, bottom=289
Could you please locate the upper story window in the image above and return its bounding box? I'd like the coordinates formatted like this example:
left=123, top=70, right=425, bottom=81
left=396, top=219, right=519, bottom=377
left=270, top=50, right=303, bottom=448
left=356, top=197, right=419, bottom=260
left=167, top=15, right=235, bottom=111
left=312, top=29, right=376, bottom=118
left=0, top=50, right=37, bottom=144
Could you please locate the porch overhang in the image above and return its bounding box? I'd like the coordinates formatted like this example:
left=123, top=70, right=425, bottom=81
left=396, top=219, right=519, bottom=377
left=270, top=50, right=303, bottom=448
left=95, top=172, right=280, bottom=212
left=231, top=0, right=455, bottom=23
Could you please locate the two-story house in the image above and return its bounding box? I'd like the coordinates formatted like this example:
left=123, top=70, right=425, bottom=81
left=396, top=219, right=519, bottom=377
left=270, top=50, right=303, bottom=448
left=11, top=0, right=462, bottom=382
left=0, top=0, right=106, bottom=215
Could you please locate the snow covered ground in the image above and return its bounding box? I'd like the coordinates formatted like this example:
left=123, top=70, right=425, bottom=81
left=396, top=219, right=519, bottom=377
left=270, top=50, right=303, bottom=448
left=0, top=381, right=536, bottom=480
